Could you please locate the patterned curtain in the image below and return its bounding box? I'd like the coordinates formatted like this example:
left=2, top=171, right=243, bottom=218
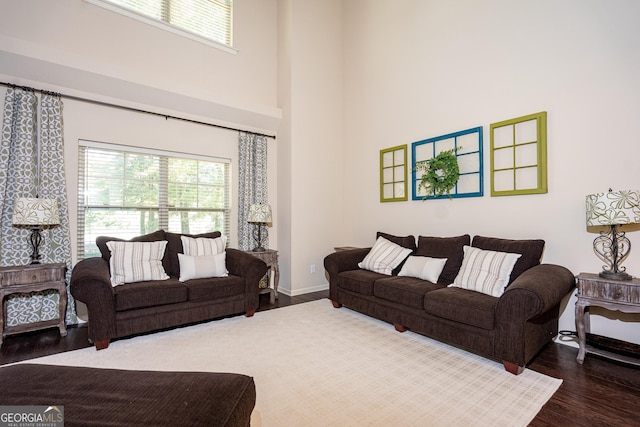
left=0, top=88, right=77, bottom=326
left=238, top=132, right=268, bottom=250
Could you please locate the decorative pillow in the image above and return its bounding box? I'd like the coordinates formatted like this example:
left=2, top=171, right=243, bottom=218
left=106, top=240, right=170, bottom=286
left=178, top=253, right=228, bottom=281
left=358, top=236, right=412, bottom=275
left=449, top=246, right=522, bottom=297
left=180, top=235, right=227, bottom=256
left=398, top=256, right=448, bottom=283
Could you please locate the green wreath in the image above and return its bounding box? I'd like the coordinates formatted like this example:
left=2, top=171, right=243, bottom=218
left=417, top=149, right=460, bottom=199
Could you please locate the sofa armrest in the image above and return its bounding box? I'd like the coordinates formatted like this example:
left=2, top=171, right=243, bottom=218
left=225, top=248, right=268, bottom=314
left=324, top=248, right=370, bottom=301
left=70, top=257, right=117, bottom=344
left=495, top=264, right=575, bottom=365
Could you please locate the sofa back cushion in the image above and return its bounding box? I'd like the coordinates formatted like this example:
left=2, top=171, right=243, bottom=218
left=416, top=234, right=471, bottom=284
left=165, top=231, right=222, bottom=276
left=471, top=236, right=545, bottom=283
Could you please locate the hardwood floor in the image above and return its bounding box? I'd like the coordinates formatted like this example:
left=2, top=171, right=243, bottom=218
left=2, top=290, right=639, bottom=426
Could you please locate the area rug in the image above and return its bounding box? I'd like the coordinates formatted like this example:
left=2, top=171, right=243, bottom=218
left=25, top=299, right=560, bottom=426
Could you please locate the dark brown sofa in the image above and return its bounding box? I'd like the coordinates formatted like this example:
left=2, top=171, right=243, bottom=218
left=324, top=233, right=575, bottom=375
left=71, top=230, right=267, bottom=350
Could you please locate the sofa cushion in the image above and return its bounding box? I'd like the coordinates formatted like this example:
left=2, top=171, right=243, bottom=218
left=449, top=246, right=522, bottom=297
left=106, top=240, right=170, bottom=286
left=398, top=256, right=447, bottom=283
left=337, top=270, right=387, bottom=296
left=165, top=231, right=222, bottom=276
left=184, top=275, right=245, bottom=302
left=114, top=278, right=188, bottom=311
left=416, top=234, right=470, bottom=285
left=358, top=236, right=412, bottom=275
left=471, top=236, right=545, bottom=283
left=374, top=276, right=444, bottom=309
left=423, top=287, right=498, bottom=330
left=97, top=230, right=170, bottom=273
left=178, top=253, right=228, bottom=281
left=376, top=231, right=417, bottom=252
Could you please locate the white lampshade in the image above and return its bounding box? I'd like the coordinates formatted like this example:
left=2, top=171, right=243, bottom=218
left=12, top=197, right=61, bottom=226
left=248, top=204, right=272, bottom=224
left=586, top=189, right=640, bottom=226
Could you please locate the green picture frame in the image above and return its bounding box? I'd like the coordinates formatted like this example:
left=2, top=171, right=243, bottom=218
left=490, top=112, right=548, bottom=196
left=380, top=144, right=408, bottom=202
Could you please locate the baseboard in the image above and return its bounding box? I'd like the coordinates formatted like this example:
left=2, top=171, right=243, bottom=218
left=279, top=283, right=329, bottom=297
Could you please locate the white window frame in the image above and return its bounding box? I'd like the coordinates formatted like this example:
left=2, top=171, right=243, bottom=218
left=85, top=0, right=237, bottom=54
left=77, top=140, right=231, bottom=259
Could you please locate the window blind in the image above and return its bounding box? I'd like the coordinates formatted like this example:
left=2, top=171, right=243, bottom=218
left=88, top=0, right=233, bottom=48
left=77, top=141, right=231, bottom=259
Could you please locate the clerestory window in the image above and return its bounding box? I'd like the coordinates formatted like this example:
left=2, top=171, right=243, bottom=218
left=86, top=0, right=233, bottom=50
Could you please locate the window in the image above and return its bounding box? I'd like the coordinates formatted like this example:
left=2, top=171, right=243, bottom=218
left=87, top=0, right=233, bottom=50
left=380, top=145, right=408, bottom=202
left=78, top=141, right=231, bottom=258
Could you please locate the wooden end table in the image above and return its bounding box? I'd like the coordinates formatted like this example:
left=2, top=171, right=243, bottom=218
left=0, top=263, right=67, bottom=346
left=246, top=249, right=279, bottom=304
left=575, top=272, right=640, bottom=366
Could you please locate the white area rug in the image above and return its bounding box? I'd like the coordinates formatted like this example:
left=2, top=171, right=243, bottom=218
left=26, top=299, right=560, bottom=426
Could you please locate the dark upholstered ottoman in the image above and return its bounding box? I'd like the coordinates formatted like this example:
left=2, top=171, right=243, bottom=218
left=0, top=364, right=255, bottom=426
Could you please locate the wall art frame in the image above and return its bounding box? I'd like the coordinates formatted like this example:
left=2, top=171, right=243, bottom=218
left=489, top=111, right=547, bottom=196
left=380, top=144, right=408, bottom=202
left=411, top=127, right=484, bottom=200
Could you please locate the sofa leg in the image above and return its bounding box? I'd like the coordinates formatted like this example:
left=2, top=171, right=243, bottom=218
left=503, top=361, right=524, bottom=375
left=95, top=339, right=110, bottom=350
left=245, top=309, right=256, bottom=317
left=394, top=323, right=407, bottom=333
left=331, top=300, right=342, bottom=308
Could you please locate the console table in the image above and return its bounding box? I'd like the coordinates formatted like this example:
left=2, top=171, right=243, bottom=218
left=575, top=273, right=640, bottom=366
left=0, top=263, right=67, bottom=346
left=246, top=249, right=279, bottom=304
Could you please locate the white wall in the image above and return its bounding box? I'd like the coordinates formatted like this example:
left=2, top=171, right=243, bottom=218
left=341, top=0, right=640, bottom=344
left=277, top=0, right=345, bottom=296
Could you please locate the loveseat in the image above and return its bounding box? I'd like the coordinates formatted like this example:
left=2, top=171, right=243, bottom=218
left=71, top=230, right=267, bottom=350
left=324, top=232, right=575, bottom=375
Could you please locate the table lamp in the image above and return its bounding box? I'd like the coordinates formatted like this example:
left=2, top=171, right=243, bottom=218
left=12, top=197, right=60, bottom=264
left=247, top=203, right=272, bottom=252
left=586, top=189, right=640, bottom=280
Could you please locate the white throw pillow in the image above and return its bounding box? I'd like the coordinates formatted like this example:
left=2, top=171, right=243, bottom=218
left=181, top=235, right=227, bottom=256
left=449, top=246, right=522, bottom=297
left=106, top=240, right=169, bottom=286
left=358, top=236, right=412, bottom=275
left=398, top=256, right=448, bottom=283
left=178, top=253, right=228, bottom=281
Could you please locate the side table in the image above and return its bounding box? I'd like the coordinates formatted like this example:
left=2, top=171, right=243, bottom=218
left=246, top=249, right=279, bottom=304
left=0, top=263, right=67, bottom=346
left=575, top=273, right=640, bottom=366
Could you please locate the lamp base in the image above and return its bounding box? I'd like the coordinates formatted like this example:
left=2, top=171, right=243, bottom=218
left=252, top=247, right=266, bottom=252
left=599, top=270, right=633, bottom=281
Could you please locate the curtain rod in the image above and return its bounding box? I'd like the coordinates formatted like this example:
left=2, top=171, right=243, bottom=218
left=0, top=81, right=276, bottom=140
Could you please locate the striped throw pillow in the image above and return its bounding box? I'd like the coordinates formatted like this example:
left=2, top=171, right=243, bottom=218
left=106, top=240, right=170, bottom=286
left=180, top=235, right=227, bottom=256
left=358, top=236, right=412, bottom=275
left=449, top=246, right=521, bottom=297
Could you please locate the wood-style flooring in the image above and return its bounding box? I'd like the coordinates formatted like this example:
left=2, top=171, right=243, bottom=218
left=1, top=290, right=639, bottom=426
